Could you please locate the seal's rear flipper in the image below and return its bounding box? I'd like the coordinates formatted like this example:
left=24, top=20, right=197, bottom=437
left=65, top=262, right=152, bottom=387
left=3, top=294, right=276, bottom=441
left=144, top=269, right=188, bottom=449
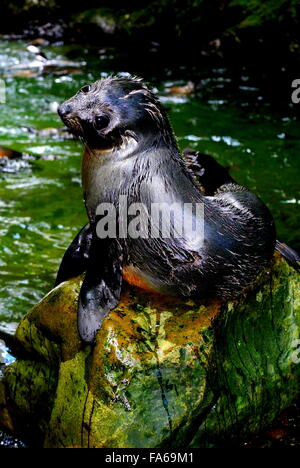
left=275, top=241, right=300, bottom=270
left=78, top=237, right=123, bottom=344
left=55, top=223, right=92, bottom=287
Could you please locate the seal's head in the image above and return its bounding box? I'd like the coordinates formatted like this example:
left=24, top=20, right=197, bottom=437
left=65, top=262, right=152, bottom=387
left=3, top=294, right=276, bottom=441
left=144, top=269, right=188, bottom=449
left=58, top=75, right=175, bottom=151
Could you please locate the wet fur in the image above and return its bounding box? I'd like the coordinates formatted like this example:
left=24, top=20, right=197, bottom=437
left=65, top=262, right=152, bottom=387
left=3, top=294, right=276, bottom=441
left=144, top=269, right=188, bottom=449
left=57, top=75, right=279, bottom=343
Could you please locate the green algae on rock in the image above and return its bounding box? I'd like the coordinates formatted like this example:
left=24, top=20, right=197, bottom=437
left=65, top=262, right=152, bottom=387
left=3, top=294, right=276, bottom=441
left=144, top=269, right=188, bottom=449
left=0, top=254, right=299, bottom=448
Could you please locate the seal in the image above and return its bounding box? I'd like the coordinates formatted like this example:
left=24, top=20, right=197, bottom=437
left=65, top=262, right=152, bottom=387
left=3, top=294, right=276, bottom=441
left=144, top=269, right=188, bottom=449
left=56, top=76, right=285, bottom=344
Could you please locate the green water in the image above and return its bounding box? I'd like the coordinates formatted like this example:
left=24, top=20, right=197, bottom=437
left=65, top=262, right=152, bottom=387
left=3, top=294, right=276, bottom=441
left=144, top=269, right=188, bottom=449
left=0, top=39, right=299, bottom=324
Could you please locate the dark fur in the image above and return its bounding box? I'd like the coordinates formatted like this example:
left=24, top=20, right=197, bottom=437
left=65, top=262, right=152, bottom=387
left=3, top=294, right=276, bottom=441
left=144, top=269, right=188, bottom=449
left=57, top=76, right=279, bottom=344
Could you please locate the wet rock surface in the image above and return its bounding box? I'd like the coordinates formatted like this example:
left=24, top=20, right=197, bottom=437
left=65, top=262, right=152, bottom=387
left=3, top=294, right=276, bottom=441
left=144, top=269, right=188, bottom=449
left=0, top=255, right=299, bottom=448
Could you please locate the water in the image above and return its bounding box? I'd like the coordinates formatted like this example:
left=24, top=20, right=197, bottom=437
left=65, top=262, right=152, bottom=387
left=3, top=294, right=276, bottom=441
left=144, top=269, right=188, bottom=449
left=0, top=38, right=299, bottom=448
left=0, top=322, right=21, bottom=448
left=0, top=38, right=299, bottom=326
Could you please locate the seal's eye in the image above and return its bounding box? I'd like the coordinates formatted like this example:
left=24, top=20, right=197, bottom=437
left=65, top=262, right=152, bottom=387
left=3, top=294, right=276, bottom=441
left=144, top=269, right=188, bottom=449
left=81, top=85, right=91, bottom=94
left=94, top=115, right=110, bottom=130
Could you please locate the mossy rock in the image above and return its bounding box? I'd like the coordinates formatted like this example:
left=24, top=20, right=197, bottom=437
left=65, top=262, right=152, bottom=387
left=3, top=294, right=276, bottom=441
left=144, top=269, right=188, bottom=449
left=73, top=9, right=117, bottom=35
left=0, top=254, right=299, bottom=448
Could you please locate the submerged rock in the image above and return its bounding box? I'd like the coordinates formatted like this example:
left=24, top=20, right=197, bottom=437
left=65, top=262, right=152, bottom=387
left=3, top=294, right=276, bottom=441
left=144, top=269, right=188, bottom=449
left=0, top=254, right=299, bottom=448
left=0, top=144, right=55, bottom=174
left=169, top=81, right=195, bottom=96
left=75, top=9, right=117, bottom=35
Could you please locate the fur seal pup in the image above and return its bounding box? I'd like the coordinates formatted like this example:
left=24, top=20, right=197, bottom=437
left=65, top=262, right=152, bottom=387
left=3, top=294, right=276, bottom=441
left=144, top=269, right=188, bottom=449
left=55, top=76, right=292, bottom=344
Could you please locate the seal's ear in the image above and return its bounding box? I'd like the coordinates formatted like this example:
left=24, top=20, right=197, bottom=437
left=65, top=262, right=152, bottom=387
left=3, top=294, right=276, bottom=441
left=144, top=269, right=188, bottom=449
left=78, top=235, right=123, bottom=344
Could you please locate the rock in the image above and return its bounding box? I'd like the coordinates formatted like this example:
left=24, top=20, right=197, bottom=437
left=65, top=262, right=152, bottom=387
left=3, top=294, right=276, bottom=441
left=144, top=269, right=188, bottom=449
left=169, top=81, right=195, bottom=96
left=0, top=147, right=24, bottom=159
left=74, top=9, right=117, bottom=35
left=8, top=58, right=84, bottom=77
left=0, top=145, right=38, bottom=174
left=0, top=254, right=299, bottom=448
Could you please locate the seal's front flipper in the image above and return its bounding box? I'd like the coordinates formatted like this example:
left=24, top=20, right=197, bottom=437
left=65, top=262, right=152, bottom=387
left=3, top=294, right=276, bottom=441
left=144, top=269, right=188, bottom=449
left=55, top=223, right=93, bottom=287
left=78, top=237, right=123, bottom=344
left=275, top=240, right=300, bottom=270
left=183, top=149, right=235, bottom=195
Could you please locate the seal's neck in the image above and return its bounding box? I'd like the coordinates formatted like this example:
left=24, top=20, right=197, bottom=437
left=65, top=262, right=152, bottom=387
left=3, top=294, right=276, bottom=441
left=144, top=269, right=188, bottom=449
left=83, top=127, right=181, bottom=171
left=82, top=131, right=190, bottom=222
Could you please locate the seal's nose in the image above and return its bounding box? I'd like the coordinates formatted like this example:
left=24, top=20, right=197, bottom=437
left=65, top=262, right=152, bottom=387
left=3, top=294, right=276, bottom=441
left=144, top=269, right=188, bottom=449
left=58, top=103, right=72, bottom=118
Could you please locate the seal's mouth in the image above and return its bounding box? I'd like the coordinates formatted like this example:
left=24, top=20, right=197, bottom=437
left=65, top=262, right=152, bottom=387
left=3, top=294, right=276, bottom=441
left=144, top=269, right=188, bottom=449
left=57, top=102, right=138, bottom=153
left=57, top=102, right=114, bottom=150
left=60, top=114, right=121, bottom=151
left=60, top=116, right=83, bottom=137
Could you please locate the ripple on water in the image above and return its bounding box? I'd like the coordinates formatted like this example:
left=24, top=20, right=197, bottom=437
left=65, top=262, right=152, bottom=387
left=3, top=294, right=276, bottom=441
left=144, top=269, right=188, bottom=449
left=5, top=176, right=63, bottom=190
left=0, top=327, right=25, bottom=447
left=159, top=95, right=189, bottom=104
left=0, top=38, right=299, bottom=331
left=0, top=333, right=16, bottom=367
